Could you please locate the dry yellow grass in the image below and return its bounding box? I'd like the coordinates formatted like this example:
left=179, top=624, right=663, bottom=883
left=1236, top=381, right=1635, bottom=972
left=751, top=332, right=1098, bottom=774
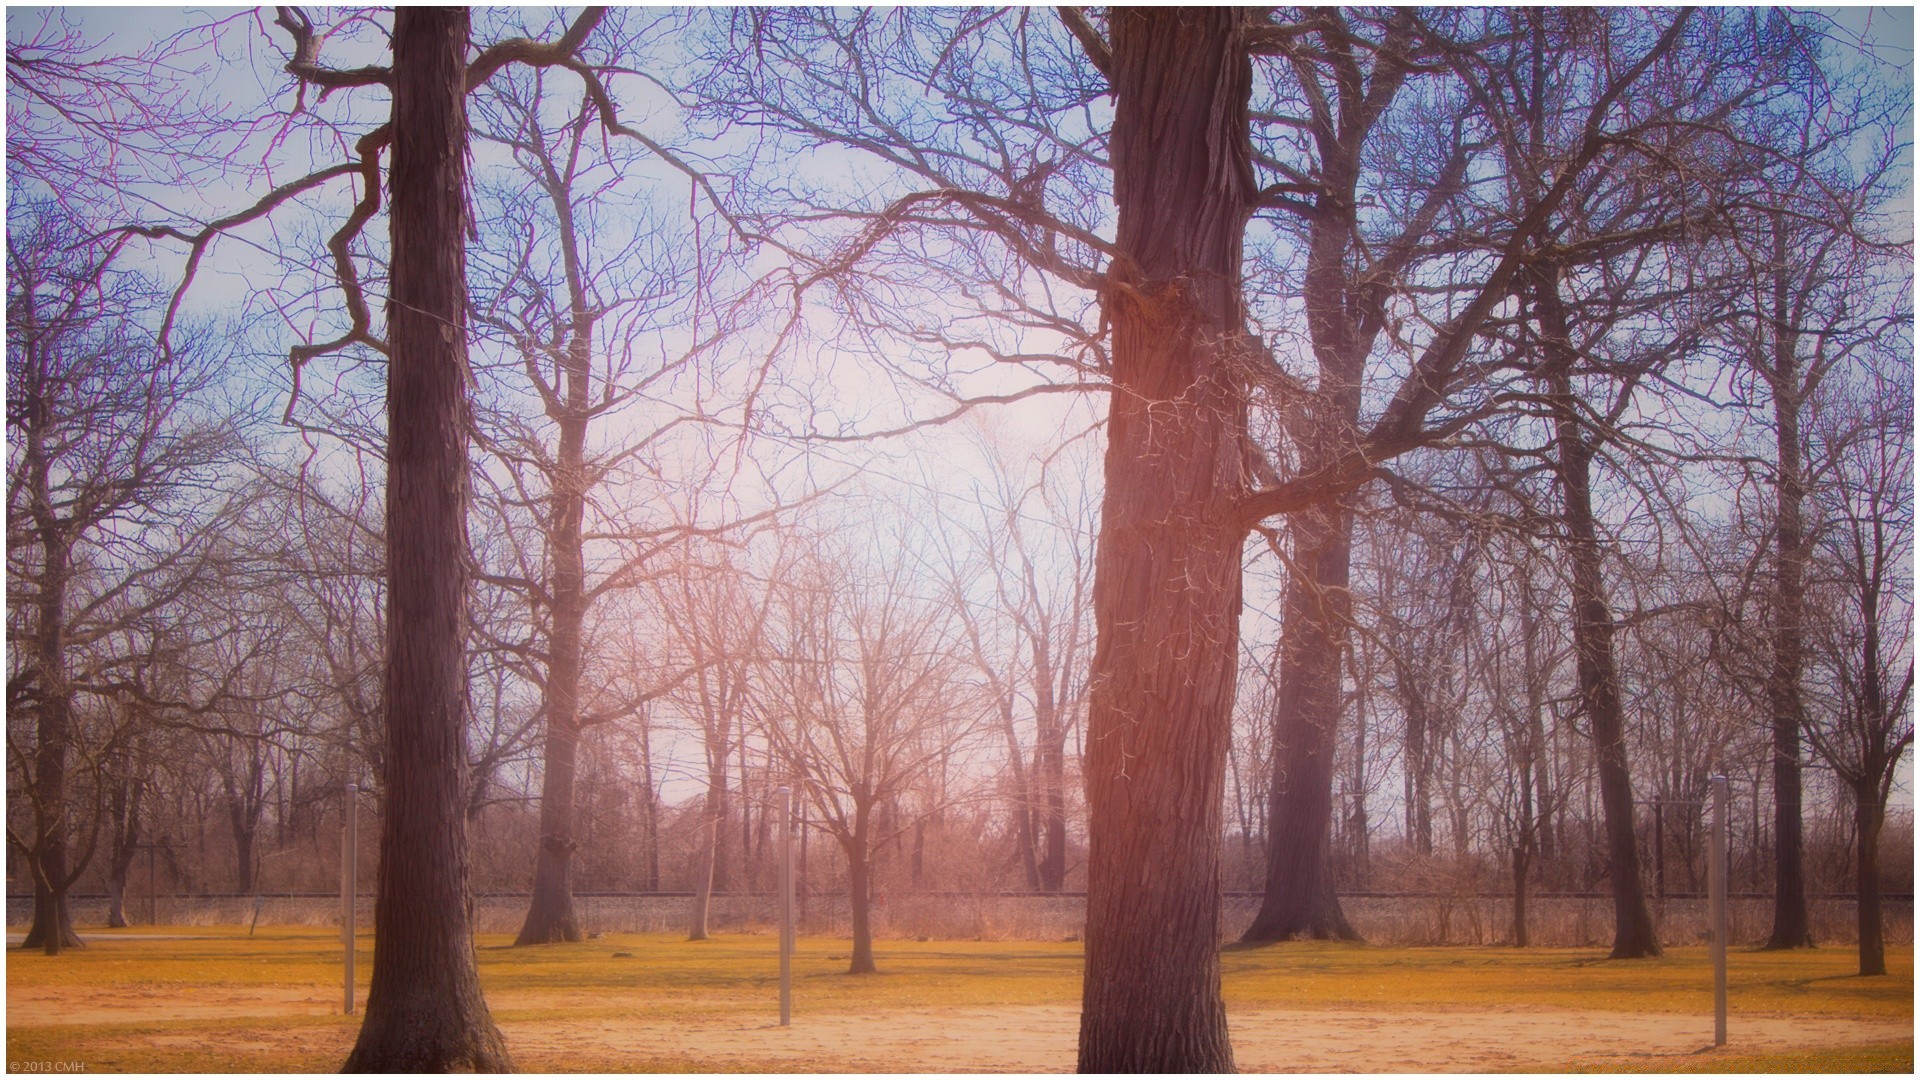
left=5, top=927, right=1910, bottom=1072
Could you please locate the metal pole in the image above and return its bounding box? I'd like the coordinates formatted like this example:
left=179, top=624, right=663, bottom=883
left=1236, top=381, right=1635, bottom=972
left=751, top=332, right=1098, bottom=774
left=148, top=844, right=157, bottom=926
left=777, top=786, right=793, bottom=1027
left=1710, top=776, right=1728, bottom=1047
left=343, top=783, right=358, bottom=1016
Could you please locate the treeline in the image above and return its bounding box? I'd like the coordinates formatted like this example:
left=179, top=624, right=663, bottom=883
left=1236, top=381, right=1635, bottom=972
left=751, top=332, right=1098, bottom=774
left=5, top=7, right=1911, bottom=1070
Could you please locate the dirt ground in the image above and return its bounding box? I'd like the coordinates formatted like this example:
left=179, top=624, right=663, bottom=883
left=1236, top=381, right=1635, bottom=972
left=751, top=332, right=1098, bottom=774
left=7, top=981, right=1910, bottom=1072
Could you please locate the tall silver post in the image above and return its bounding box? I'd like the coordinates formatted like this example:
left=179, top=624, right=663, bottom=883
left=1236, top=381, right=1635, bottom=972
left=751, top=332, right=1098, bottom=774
left=777, top=785, right=793, bottom=1026
left=1710, top=775, right=1728, bottom=1046
left=343, top=783, right=358, bottom=1016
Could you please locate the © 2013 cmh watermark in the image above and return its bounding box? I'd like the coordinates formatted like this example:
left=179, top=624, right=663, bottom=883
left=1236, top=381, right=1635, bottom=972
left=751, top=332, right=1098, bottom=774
left=9, top=1062, right=86, bottom=1073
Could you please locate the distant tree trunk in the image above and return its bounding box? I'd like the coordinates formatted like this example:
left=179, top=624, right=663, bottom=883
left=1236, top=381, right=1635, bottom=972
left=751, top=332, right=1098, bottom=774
left=514, top=244, right=595, bottom=946
left=1037, top=729, right=1068, bottom=891
left=343, top=9, right=511, bottom=1070
left=1032, top=642, right=1069, bottom=891
left=997, top=696, right=1042, bottom=891
left=1534, top=259, right=1660, bottom=960
left=640, top=714, right=661, bottom=892
left=689, top=789, right=723, bottom=940
left=1762, top=227, right=1812, bottom=950
left=1244, top=506, right=1363, bottom=943
left=845, top=810, right=876, bottom=975
left=1852, top=777, right=1885, bottom=976
left=1078, top=9, right=1253, bottom=1072
left=1404, top=688, right=1434, bottom=856
left=230, top=816, right=255, bottom=894
left=224, top=757, right=264, bottom=894
left=1347, top=676, right=1371, bottom=887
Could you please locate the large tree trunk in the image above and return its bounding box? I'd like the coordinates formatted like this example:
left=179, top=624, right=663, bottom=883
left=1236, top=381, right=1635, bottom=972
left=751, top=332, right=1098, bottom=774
left=22, top=535, right=83, bottom=955
left=1078, top=10, right=1253, bottom=1072
left=1535, top=262, right=1660, bottom=960
left=1762, top=232, right=1812, bottom=950
left=343, top=9, right=511, bottom=1070
left=1853, top=778, right=1886, bottom=977
left=1243, top=507, right=1362, bottom=943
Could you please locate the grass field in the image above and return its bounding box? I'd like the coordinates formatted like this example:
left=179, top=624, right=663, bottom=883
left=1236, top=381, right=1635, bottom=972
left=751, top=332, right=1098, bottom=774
left=6, top=927, right=1911, bottom=1072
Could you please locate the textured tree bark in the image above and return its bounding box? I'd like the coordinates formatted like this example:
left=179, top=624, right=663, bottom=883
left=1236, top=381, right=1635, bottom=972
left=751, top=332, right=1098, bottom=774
left=1243, top=506, right=1362, bottom=943
left=22, top=531, right=83, bottom=955
left=1078, top=9, right=1253, bottom=1072
left=1762, top=232, right=1812, bottom=950
left=342, top=8, right=512, bottom=1070
left=1534, top=262, right=1660, bottom=960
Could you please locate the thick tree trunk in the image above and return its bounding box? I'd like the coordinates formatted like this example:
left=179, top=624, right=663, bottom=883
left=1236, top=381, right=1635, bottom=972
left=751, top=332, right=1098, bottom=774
left=343, top=9, right=511, bottom=1070
left=1854, top=781, right=1885, bottom=976
left=21, top=860, right=80, bottom=953
left=1244, top=507, right=1362, bottom=943
left=1535, top=263, right=1660, bottom=960
left=1763, top=238, right=1812, bottom=950
left=1078, top=10, right=1253, bottom=1072
left=23, top=535, right=83, bottom=955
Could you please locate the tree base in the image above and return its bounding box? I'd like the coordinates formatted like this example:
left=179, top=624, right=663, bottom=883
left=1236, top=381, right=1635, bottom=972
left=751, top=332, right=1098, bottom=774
left=513, top=897, right=581, bottom=946
left=20, top=905, right=85, bottom=954
left=1607, top=937, right=1663, bottom=959
left=1239, top=891, right=1363, bottom=945
left=342, top=1003, right=512, bottom=1073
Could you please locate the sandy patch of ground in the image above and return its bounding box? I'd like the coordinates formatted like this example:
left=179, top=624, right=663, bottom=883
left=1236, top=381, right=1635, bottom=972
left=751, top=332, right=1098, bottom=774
left=9, top=982, right=1909, bottom=1072
left=8, top=983, right=342, bottom=1025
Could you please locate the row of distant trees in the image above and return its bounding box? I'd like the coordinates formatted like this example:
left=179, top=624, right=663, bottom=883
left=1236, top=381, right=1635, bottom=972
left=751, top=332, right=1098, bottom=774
left=7, top=6, right=1911, bottom=1072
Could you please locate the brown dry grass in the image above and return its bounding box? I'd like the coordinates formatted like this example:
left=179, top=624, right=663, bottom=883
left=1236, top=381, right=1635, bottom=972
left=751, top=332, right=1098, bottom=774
left=5, top=927, right=1910, bottom=1072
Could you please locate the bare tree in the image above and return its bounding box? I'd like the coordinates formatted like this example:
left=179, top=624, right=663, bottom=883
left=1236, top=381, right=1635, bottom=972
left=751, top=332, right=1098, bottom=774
left=1804, top=353, right=1914, bottom=977
left=340, top=10, right=507, bottom=1069
left=651, top=540, right=773, bottom=940
left=6, top=209, right=242, bottom=953
left=752, top=530, right=986, bottom=974
left=463, top=48, right=724, bottom=946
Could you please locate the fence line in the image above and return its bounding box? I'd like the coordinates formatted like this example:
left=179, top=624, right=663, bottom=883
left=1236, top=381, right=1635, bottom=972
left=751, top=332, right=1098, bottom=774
left=9, top=891, right=1910, bottom=949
